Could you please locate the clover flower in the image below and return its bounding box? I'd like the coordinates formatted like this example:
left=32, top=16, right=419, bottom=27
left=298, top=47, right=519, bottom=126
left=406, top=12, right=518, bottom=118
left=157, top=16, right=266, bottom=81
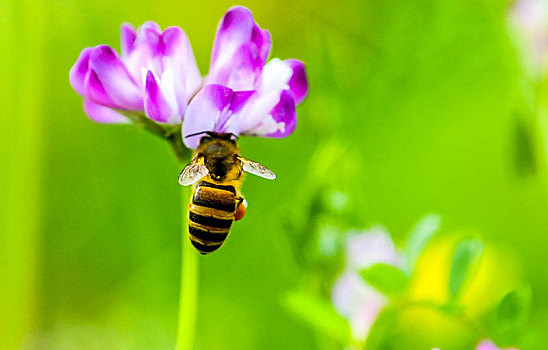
left=509, top=0, right=548, bottom=77
left=70, top=22, right=201, bottom=124
left=69, top=6, right=308, bottom=147
left=331, top=227, right=403, bottom=341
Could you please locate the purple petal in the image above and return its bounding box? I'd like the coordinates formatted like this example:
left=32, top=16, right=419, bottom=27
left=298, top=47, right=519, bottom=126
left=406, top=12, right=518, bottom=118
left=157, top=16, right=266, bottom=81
left=251, top=24, right=271, bottom=64
left=224, top=44, right=262, bottom=89
left=217, top=90, right=255, bottom=134
left=85, top=69, right=117, bottom=107
left=229, top=90, right=255, bottom=113
left=83, top=100, right=130, bottom=124
left=265, top=90, right=296, bottom=137
left=144, top=70, right=173, bottom=123
left=234, top=89, right=296, bottom=138
left=182, top=84, right=234, bottom=148
left=121, top=22, right=162, bottom=85
left=88, top=45, right=142, bottom=109
left=135, top=21, right=162, bottom=49
left=285, top=59, right=308, bottom=105
left=161, top=26, right=202, bottom=109
left=121, top=23, right=136, bottom=58
left=208, top=6, right=271, bottom=89
left=69, top=47, right=92, bottom=96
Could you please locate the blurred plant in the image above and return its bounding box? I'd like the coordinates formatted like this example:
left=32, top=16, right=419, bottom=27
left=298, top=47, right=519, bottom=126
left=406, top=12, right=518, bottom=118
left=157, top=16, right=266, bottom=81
left=68, top=5, right=308, bottom=350
left=509, top=0, right=548, bottom=78
left=283, top=195, right=531, bottom=349
left=476, top=339, right=518, bottom=350
left=508, top=0, right=548, bottom=182
left=331, top=226, right=403, bottom=343
left=276, top=129, right=534, bottom=349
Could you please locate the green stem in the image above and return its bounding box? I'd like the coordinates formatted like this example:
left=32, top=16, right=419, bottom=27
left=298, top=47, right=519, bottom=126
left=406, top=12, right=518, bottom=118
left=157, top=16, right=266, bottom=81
left=119, top=110, right=197, bottom=350
left=176, top=175, right=198, bottom=350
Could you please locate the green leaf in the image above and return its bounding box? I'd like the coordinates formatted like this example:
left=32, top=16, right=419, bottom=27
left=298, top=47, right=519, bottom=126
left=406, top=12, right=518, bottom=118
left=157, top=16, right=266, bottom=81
left=449, top=238, right=484, bottom=298
left=497, top=285, right=532, bottom=327
left=360, top=263, right=409, bottom=296
left=282, top=290, right=351, bottom=346
left=364, top=306, right=399, bottom=350
left=403, top=214, right=441, bottom=274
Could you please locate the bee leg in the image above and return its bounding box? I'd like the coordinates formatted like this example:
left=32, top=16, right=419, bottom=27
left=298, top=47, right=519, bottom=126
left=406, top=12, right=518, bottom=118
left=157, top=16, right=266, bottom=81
left=235, top=197, right=246, bottom=221
left=236, top=196, right=244, bottom=207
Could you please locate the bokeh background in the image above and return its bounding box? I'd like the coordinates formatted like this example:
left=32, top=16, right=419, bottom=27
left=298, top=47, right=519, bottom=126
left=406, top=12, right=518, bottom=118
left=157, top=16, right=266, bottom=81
left=2, top=0, right=548, bottom=349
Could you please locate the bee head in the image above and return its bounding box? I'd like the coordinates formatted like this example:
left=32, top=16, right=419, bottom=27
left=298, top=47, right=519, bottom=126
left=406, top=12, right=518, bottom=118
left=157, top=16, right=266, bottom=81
left=185, top=131, right=238, bottom=146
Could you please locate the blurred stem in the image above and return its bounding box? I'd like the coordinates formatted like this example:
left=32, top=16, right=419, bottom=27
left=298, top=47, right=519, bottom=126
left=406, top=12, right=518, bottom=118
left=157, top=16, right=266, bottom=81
left=0, top=0, right=43, bottom=348
left=176, top=166, right=198, bottom=350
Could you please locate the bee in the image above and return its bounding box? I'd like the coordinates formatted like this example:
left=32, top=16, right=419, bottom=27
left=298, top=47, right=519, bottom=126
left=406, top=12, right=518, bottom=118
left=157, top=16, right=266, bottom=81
left=178, top=132, right=276, bottom=255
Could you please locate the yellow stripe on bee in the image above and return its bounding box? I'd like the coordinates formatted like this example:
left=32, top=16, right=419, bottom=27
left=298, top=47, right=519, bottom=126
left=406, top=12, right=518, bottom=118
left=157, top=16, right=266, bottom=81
left=188, top=204, right=235, bottom=220
left=189, top=235, right=224, bottom=246
left=188, top=221, right=230, bottom=234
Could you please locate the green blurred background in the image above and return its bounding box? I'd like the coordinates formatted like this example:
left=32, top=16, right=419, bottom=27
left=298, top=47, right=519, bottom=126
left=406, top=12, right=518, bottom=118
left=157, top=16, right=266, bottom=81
left=2, top=0, right=548, bottom=348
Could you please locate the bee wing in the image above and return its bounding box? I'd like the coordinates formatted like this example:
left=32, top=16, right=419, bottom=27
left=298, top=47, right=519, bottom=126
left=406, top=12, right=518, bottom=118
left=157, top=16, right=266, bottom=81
left=237, top=156, right=276, bottom=180
left=178, top=159, right=209, bottom=186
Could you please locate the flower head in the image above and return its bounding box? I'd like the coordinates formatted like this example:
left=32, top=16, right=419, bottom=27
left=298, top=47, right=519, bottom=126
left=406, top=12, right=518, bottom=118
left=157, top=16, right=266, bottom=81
left=181, top=6, right=308, bottom=148
left=331, top=227, right=403, bottom=341
left=69, top=6, right=308, bottom=148
left=70, top=22, right=201, bottom=124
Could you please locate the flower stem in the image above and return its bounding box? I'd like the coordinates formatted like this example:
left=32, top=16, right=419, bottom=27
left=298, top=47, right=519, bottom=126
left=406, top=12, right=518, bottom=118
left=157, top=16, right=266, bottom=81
left=119, top=111, right=196, bottom=349
left=176, top=184, right=198, bottom=350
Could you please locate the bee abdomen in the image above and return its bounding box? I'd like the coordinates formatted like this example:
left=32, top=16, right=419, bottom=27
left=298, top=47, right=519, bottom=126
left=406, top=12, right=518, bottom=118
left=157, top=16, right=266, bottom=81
left=188, top=181, right=237, bottom=254
left=192, top=181, right=236, bottom=212
left=189, top=212, right=233, bottom=228
left=188, top=225, right=230, bottom=254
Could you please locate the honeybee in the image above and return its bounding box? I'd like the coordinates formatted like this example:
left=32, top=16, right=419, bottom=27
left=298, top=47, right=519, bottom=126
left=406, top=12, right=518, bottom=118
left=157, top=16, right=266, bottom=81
left=178, top=132, right=276, bottom=254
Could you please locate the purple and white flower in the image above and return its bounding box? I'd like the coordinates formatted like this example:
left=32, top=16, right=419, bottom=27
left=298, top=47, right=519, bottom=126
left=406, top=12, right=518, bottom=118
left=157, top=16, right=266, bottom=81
left=70, top=22, right=201, bottom=124
left=181, top=6, right=308, bottom=148
left=69, top=6, right=308, bottom=146
left=331, top=227, right=403, bottom=342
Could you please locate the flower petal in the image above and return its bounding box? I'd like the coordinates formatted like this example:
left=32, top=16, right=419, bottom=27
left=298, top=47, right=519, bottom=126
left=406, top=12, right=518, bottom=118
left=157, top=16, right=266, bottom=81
left=285, top=59, right=308, bottom=105
left=208, top=6, right=271, bottom=89
left=182, top=84, right=234, bottom=148
left=345, top=227, right=403, bottom=270
left=122, top=22, right=159, bottom=85
left=88, top=45, right=142, bottom=109
left=234, top=89, right=296, bottom=138
left=69, top=47, right=92, bottom=96
left=265, top=90, right=297, bottom=137
left=216, top=90, right=255, bottom=134
left=83, top=100, right=130, bottom=124
left=161, top=26, right=202, bottom=110
left=260, top=58, right=293, bottom=94
left=331, top=271, right=388, bottom=341
left=121, top=23, right=136, bottom=58
left=85, top=69, right=116, bottom=107
left=144, top=70, right=174, bottom=123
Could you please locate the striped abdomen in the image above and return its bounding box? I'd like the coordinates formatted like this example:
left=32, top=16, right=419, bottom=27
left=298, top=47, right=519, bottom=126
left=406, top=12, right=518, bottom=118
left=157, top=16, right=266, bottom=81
left=188, top=181, right=236, bottom=254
